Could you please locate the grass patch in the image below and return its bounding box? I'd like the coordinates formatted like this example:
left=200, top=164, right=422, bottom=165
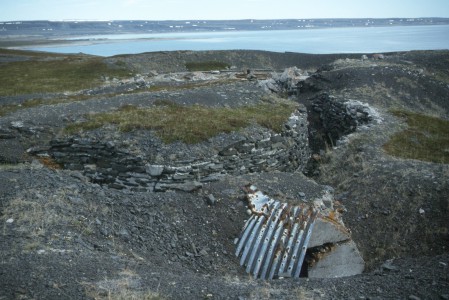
left=3, top=195, right=70, bottom=236
left=0, top=94, right=94, bottom=117
left=2, top=188, right=107, bottom=240
left=65, top=100, right=297, bottom=144
left=147, top=78, right=238, bottom=93
left=185, top=61, right=230, bottom=71
left=84, top=268, right=165, bottom=300
left=0, top=98, right=53, bottom=116
left=0, top=47, right=67, bottom=57
left=0, top=55, right=131, bottom=96
left=383, top=110, right=449, bottom=164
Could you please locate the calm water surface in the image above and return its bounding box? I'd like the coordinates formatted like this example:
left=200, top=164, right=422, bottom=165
left=22, top=25, right=449, bottom=56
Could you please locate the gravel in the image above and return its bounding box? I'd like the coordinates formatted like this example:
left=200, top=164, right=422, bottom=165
left=1, top=49, right=448, bottom=299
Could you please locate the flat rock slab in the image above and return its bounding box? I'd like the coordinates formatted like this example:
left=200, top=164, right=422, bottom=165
left=308, top=217, right=351, bottom=248
left=308, top=240, right=365, bottom=278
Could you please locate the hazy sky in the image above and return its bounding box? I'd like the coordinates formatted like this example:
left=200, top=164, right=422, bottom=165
left=1, top=0, right=449, bottom=21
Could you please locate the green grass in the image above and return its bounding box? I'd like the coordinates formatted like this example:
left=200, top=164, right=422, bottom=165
left=0, top=48, right=67, bottom=57
left=65, top=100, right=297, bottom=144
left=0, top=97, right=58, bottom=116
left=0, top=55, right=131, bottom=96
left=185, top=61, right=230, bottom=71
left=383, top=110, right=449, bottom=164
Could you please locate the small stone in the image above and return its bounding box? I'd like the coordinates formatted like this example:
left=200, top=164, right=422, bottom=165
left=10, top=121, right=24, bottom=129
left=100, top=227, right=109, bottom=237
left=165, top=181, right=202, bottom=192
left=298, top=192, right=306, bottom=198
left=147, top=164, right=164, bottom=177
left=382, top=260, right=399, bottom=271
left=173, top=172, right=192, bottom=180
left=68, top=196, right=84, bottom=204
left=219, top=147, right=238, bottom=156
left=408, top=295, right=420, bottom=300
left=119, top=228, right=130, bottom=241
left=200, top=174, right=223, bottom=182
left=37, top=249, right=46, bottom=255
left=419, top=208, right=425, bottom=214
left=6, top=218, right=14, bottom=224
left=206, top=194, right=216, bottom=206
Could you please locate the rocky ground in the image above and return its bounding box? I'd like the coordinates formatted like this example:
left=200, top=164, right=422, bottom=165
left=0, top=50, right=448, bottom=299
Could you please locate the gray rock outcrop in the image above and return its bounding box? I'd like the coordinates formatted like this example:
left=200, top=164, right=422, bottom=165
left=258, top=67, right=309, bottom=96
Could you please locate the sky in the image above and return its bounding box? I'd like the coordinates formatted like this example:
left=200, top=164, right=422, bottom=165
left=1, top=0, right=449, bottom=21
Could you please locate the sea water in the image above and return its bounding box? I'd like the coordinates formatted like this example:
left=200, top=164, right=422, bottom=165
left=21, top=25, right=449, bottom=56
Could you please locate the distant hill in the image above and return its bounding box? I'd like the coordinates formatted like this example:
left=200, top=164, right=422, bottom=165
left=1, top=18, right=449, bottom=37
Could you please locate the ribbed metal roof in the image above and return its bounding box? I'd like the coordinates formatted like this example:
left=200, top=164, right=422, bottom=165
left=235, top=185, right=318, bottom=279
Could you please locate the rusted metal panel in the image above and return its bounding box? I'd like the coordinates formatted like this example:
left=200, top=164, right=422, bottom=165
left=236, top=185, right=318, bottom=279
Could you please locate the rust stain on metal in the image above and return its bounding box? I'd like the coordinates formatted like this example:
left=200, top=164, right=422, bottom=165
left=305, top=243, right=336, bottom=268
left=236, top=185, right=318, bottom=279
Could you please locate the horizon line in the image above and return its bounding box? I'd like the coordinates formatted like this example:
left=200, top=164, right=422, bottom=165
left=1, top=17, right=449, bottom=23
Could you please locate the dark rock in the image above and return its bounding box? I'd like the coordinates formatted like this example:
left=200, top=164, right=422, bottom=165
left=219, top=147, right=238, bottom=156
left=235, top=142, right=254, bottom=153
left=0, top=129, right=16, bottom=139
left=200, top=174, right=224, bottom=182
left=165, top=181, right=202, bottom=192
left=0, top=139, right=26, bottom=163
left=256, top=139, right=271, bottom=149
left=118, top=228, right=131, bottom=242
left=108, top=183, right=126, bottom=190
left=270, top=135, right=284, bottom=143
left=173, top=172, right=194, bottom=181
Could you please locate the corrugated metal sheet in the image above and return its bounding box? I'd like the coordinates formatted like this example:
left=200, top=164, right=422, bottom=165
left=235, top=185, right=318, bottom=279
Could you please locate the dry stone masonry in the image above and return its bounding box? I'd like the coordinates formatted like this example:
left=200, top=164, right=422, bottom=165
left=38, top=108, right=310, bottom=192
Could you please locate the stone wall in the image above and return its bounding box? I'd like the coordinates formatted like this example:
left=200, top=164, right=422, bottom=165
left=40, top=108, right=310, bottom=192
left=304, top=93, right=382, bottom=153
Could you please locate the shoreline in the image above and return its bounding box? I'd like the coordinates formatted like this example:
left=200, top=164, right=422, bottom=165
left=1, top=24, right=449, bottom=56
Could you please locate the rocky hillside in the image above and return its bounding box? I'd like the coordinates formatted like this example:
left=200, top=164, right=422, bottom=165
left=0, top=49, right=448, bottom=299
